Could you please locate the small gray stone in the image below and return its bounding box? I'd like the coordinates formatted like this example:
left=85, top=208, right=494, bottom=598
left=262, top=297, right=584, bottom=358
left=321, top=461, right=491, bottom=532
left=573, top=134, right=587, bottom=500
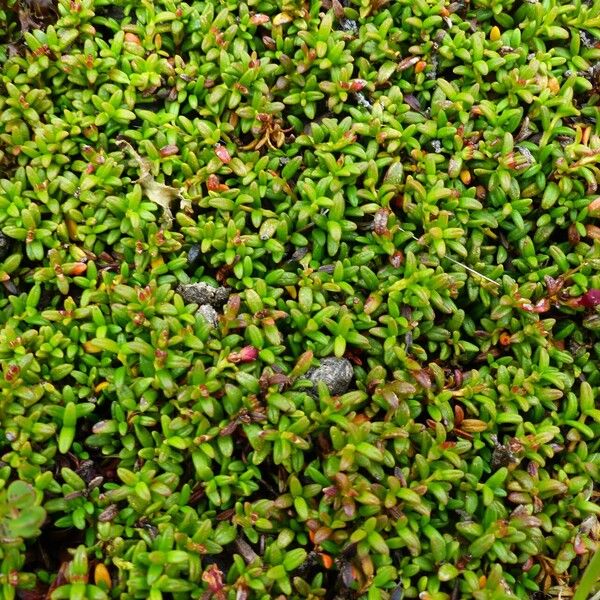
left=177, top=282, right=230, bottom=307
left=213, top=286, right=230, bottom=306
left=306, top=357, right=354, bottom=397
left=354, top=91, right=372, bottom=109
left=196, top=304, right=219, bottom=328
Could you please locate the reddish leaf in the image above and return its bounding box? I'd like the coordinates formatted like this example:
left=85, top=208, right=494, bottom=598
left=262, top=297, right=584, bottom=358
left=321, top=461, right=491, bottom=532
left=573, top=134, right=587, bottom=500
left=313, top=527, right=332, bottom=544
left=521, top=298, right=550, bottom=313
left=159, top=144, right=179, bottom=157
left=215, top=144, right=231, bottom=164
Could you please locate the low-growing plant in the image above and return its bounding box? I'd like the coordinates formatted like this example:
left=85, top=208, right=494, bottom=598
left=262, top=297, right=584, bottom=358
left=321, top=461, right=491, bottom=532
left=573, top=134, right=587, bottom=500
left=1, top=0, right=600, bottom=598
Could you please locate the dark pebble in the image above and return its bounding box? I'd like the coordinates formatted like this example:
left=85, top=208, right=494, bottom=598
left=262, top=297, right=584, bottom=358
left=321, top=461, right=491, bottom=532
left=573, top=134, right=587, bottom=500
left=491, top=444, right=514, bottom=470
left=187, top=244, right=202, bottom=269
left=0, top=232, right=11, bottom=260
left=305, top=357, right=354, bottom=397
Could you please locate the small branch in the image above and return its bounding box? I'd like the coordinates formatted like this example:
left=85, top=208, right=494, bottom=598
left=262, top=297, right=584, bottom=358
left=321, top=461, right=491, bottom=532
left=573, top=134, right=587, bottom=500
left=235, top=537, right=259, bottom=564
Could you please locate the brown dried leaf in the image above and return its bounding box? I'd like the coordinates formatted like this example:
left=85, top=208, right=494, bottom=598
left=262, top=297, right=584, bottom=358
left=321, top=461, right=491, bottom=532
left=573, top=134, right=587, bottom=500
left=314, top=526, right=333, bottom=544
left=404, top=93, right=423, bottom=113
left=235, top=537, right=259, bottom=564
left=117, top=139, right=185, bottom=226
left=332, top=0, right=345, bottom=19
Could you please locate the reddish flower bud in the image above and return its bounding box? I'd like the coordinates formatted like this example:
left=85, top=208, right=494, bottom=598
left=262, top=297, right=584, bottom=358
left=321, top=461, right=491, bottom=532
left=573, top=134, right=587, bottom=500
left=586, top=224, right=600, bottom=240
left=228, top=346, right=259, bottom=363
left=578, top=289, right=600, bottom=308
left=521, top=298, right=550, bottom=313
left=202, top=564, right=224, bottom=593
left=588, top=196, right=600, bottom=212
left=233, top=82, right=249, bottom=94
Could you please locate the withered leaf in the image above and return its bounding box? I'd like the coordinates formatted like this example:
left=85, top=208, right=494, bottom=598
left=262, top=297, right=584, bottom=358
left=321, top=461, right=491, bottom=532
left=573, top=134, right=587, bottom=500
left=117, top=139, right=189, bottom=227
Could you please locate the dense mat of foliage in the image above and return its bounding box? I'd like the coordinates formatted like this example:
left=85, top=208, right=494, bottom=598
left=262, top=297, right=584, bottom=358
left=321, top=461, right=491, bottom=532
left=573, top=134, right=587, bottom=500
left=1, top=0, right=600, bottom=598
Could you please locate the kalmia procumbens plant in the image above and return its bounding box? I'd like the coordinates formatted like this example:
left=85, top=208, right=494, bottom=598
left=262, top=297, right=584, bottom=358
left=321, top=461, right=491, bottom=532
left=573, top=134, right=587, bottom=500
left=1, top=0, right=600, bottom=598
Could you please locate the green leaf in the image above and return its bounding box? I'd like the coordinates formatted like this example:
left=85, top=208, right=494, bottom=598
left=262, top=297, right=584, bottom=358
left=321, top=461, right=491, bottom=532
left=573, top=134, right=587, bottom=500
left=438, top=563, right=459, bottom=581
left=8, top=506, right=46, bottom=538
left=7, top=481, right=36, bottom=509
left=367, top=531, right=389, bottom=555
left=469, top=533, right=495, bottom=558
left=356, top=442, right=384, bottom=462
left=283, top=548, right=307, bottom=571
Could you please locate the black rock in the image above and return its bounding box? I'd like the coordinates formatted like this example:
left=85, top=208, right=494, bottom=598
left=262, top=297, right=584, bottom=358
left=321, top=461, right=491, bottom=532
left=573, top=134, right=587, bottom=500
left=491, top=444, right=514, bottom=470
left=177, top=282, right=230, bottom=307
left=0, top=232, right=11, bottom=260
left=187, top=244, right=202, bottom=269
left=305, top=357, right=354, bottom=397
left=75, top=460, right=97, bottom=484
